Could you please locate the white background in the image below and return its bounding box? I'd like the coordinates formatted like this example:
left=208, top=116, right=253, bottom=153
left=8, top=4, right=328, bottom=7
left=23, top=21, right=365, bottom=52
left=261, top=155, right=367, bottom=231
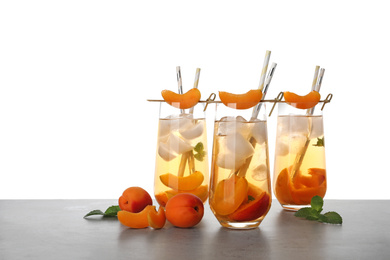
left=1, top=1, right=389, bottom=199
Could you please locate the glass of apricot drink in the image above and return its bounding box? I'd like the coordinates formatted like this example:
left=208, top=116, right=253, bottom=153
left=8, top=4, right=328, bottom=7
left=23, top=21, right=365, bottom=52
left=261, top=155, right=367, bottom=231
left=273, top=91, right=327, bottom=211
left=209, top=90, right=272, bottom=229
left=154, top=89, right=209, bottom=207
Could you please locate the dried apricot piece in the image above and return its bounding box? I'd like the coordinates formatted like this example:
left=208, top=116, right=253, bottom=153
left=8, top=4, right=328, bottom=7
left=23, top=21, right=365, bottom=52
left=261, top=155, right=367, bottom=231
left=219, top=89, right=263, bottom=109
left=283, top=91, right=321, bottom=109
left=161, top=88, right=201, bottom=109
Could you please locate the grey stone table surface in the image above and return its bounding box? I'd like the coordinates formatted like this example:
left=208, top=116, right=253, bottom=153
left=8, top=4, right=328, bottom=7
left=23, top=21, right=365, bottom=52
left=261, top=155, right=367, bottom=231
left=1, top=199, right=389, bottom=260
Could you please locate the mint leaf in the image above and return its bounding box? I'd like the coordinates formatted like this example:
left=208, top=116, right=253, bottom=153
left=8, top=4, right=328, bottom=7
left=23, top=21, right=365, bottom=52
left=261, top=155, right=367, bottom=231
left=84, top=210, right=104, bottom=218
left=311, top=196, right=323, bottom=212
left=323, top=211, right=343, bottom=224
left=104, top=205, right=121, bottom=217
left=294, top=196, right=342, bottom=225
left=194, top=142, right=204, bottom=153
left=294, top=207, right=314, bottom=218
left=313, top=137, right=324, bottom=147
left=194, top=142, right=206, bottom=161
left=84, top=205, right=120, bottom=218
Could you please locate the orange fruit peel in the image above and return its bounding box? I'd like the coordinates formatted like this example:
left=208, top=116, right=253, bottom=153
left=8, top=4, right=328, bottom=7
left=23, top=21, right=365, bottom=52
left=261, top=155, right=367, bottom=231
left=283, top=91, right=321, bottom=109
left=161, top=88, right=201, bottom=109
left=219, top=89, right=263, bottom=110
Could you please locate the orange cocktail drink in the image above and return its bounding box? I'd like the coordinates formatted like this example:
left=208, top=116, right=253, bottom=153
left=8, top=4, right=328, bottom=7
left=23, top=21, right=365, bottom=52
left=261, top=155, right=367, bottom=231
left=209, top=96, right=272, bottom=229
left=154, top=101, right=209, bottom=207
left=273, top=101, right=327, bottom=211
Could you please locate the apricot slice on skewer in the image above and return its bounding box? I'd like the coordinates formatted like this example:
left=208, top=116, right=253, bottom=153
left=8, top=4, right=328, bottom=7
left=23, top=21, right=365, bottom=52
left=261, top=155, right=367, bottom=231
left=147, top=206, right=166, bottom=229
left=161, top=88, right=201, bottom=109
left=212, top=175, right=248, bottom=216
left=155, top=192, right=169, bottom=207
left=117, top=205, right=154, bottom=229
left=219, top=89, right=263, bottom=110
left=159, top=171, right=204, bottom=191
left=283, top=91, right=321, bottom=109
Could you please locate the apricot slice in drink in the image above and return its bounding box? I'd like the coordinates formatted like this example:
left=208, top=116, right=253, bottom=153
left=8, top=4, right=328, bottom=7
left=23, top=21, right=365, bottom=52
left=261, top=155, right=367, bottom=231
left=147, top=206, right=166, bottom=229
left=212, top=175, right=248, bottom=216
left=274, top=168, right=294, bottom=205
left=283, top=91, right=321, bottom=109
left=159, top=171, right=204, bottom=191
left=117, top=205, right=154, bottom=229
left=155, top=192, right=169, bottom=207
left=219, top=89, right=263, bottom=110
left=229, top=191, right=271, bottom=222
left=293, top=168, right=326, bottom=188
left=161, top=88, right=201, bottom=109
left=165, top=185, right=209, bottom=203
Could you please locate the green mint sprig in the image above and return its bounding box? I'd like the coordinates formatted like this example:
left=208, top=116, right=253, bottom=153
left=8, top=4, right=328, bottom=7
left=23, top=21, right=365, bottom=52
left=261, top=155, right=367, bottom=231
left=84, top=205, right=120, bottom=218
left=294, top=196, right=342, bottom=224
left=313, top=137, right=325, bottom=147
left=194, top=142, right=206, bottom=161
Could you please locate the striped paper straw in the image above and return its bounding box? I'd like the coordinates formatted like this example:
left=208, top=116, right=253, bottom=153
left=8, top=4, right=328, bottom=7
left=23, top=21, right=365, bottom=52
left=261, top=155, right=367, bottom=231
left=189, top=68, right=201, bottom=114
left=193, top=68, right=201, bottom=89
left=176, top=66, right=183, bottom=94
left=258, top=50, right=271, bottom=91
left=315, top=68, right=325, bottom=92
left=311, top=65, right=320, bottom=91
left=251, top=62, right=277, bottom=119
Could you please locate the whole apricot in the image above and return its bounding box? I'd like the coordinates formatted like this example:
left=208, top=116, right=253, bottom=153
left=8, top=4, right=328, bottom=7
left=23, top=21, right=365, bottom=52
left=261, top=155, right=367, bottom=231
left=165, top=193, right=204, bottom=228
left=118, top=187, right=153, bottom=213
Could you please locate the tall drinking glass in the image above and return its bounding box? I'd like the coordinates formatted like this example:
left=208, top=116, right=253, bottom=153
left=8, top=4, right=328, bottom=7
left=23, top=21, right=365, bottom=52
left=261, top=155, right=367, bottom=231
left=209, top=103, right=272, bottom=229
left=154, top=102, right=209, bottom=207
left=273, top=102, right=326, bottom=211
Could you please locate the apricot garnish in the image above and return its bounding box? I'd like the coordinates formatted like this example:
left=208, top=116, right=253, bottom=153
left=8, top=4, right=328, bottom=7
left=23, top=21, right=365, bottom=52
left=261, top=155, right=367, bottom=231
left=117, top=205, right=154, bottom=229
left=147, top=206, right=166, bottom=229
left=159, top=171, right=204, bottom=191
left=165, top=193, right=204, bottom=228
left=161, top=88, right=201, bottom=109
left=165, top=185, right=209, bottom=203
left=283, top=91, right=321, bottom=109
left=219, top=89, right=263, bottom=110
left=229, top=191, right=271, bottom=222
left=212, top=175, right=248, bottom=216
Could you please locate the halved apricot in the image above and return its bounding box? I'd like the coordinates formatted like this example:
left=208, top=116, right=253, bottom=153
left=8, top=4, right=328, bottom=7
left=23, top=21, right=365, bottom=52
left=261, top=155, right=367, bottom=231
left=161, top=88, right=201, bottom=109
left=229, top=191, right=270, bottom=222
left=165, top=185, right=208, bottom=203
left=117, top=205, right=154, bottom=229
left=159, top=171, right=204, bottom=191
left=283, top=91, right=321, bottom=109
left=219, top=89, right=263, bottom=110
left=211, top=175, right=248, bottom=216
left=147, top=206, right=166, bottom=229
